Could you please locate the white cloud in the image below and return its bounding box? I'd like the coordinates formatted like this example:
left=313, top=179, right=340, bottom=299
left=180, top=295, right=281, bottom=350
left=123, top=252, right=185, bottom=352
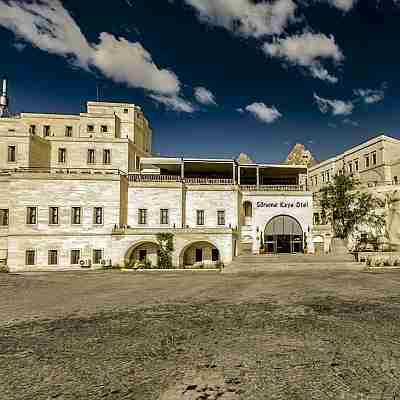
left=183, top=0, right=297, bottom=38
left=326, top=0, right=357, bottom=12
left=92, top=33, right=180, bottom=95
left=354, top=86, right=386, bottom=104
left=13, top=42, right=26, bottom=52
left=342, top=118, right=360, bottom=127
left=0, top=0, right=181, bottom=99
left=313, top=93, right=354, bottom=115
left=263, top=32, right=344, bottom=83
left=194, top=87, right=217, bottom=105
left=149, top=94, right=195, bottom=113
left=242, top=102, right=282, bottom=123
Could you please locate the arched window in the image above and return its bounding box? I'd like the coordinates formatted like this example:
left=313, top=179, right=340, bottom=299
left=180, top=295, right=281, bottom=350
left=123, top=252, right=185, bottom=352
left=243, top=201, right=252, bottom=218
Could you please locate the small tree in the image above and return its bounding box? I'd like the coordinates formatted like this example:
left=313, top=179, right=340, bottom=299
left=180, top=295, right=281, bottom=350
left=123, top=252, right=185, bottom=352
left=156, top=233, right=174, bottom=269
left=319, top=174, right=385, bottom=239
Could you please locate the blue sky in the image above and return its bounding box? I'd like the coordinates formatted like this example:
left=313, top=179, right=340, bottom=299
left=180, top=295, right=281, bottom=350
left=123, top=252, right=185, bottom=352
left=0, top=0, right=400, bottom=163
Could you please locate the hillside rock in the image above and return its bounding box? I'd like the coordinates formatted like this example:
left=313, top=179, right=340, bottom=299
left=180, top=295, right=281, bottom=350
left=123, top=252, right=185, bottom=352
left=285, top=143, right=317, bottom=167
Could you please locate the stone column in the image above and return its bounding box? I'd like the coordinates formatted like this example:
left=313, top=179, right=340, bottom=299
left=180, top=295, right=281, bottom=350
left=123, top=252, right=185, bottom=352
left=256, top=167, right=260, bottom=187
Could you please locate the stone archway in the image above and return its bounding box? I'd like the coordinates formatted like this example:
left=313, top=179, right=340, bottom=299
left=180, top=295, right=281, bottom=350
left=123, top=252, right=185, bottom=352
left=179, top=241, right=220, bottom=267
left=125, top=240, right=160, bottom=267
left=264, top=215, right=304, bottom=254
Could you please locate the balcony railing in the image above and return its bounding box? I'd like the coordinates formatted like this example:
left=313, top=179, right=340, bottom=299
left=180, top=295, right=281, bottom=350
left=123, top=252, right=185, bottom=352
left=128, top=174, right=181, bottom=182
left=128, top=174, right=234, bottom=185
left=0, top=167, right=123, bottom=175
left=184, top=177, right=233, bottom=185
left=240, top=184, right=307, bottom=192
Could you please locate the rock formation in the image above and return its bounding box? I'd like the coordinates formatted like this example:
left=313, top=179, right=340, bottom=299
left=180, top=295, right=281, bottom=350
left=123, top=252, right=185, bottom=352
left=285, top=143, right=317, bottom=167
left=236, top=153, right=254, bottom=164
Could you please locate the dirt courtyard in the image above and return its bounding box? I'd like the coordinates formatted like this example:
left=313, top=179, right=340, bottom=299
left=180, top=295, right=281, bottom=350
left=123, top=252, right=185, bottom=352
left=2, top=268, right=400, bottom=399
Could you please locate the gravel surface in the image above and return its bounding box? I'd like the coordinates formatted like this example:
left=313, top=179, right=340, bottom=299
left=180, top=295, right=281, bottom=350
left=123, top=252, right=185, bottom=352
left=1, top=269, right=400, bottom=399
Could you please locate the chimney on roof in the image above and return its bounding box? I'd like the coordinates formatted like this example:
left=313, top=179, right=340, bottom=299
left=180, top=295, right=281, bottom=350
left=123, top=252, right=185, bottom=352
left=0, top=77, right=10, bottom=118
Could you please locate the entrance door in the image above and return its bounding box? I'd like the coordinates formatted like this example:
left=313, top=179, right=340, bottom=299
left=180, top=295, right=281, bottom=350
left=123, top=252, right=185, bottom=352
left=277, top=235, right=291, bottom=253
left=195, top=248, right=203, bottom=262
left=264, top=215, right=304, bottom=254
left=139, top=249, right=147, bottom=261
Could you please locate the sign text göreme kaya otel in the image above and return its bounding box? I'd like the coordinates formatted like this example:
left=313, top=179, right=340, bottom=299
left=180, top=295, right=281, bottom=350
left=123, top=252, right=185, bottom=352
left=256, top=201, right=309, bottom=208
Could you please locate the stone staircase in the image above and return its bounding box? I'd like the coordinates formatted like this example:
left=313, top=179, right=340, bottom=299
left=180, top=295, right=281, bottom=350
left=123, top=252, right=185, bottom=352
left=223, top=252, right=359, bottom=274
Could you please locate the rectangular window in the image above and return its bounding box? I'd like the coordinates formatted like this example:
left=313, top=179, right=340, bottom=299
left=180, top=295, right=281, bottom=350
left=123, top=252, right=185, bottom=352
left=0, top=209, right=8, bottom=226
left=7, top=145, right=16, bottom=162
left=322, top=173, right=325, bottom=183
left=87, top=149, right=95, bottom=164
left=93, top=207, right=103, bottom=225
left=138, top=209, right=147, bottom=225
left=136, top=156, right=141, bottom=170
left=49, top=207, right=59, bottom=225
left=394, top=176, right=398, bottom=185
left=43, top=125, right=50, bottom=137
left=26, top=207, right=37, bottom=225
left=93, top=249, right=103, bottom=264
left=326, top=171, right=330, bottom=182
left=313, top=212, right=320, bottom=225
left=372, top=152, right=377, bottom=165
left=48, top=250, right=58, bottom=265
left=65, top=126, right=73, bottom=137
left=100, top=125, right=108, bottom=133
left=355, top=160, right=359, bottom=171
left=365, top=155, right=370, bottom=168
left=71, top=250, right=80, bottom=265
left=160, top=209, right=169, bottom=225
left=29, top=125, right=36, bottom=135
left=103, top=149, right=111, bottom=165
left=25, top=250, right=35, bottom=266
left=71, top=207, right=81, bottom=225
left=348, top=163, right=352, bottom=173
left=58, top=148, right=66, bottom=163
left=217, top=210, right=225, bottom=226
left=124, top=108, right=129, bottom=114
left=196, top=210, right=205, bottom=226
left=87, top=125, right=94, bottom=133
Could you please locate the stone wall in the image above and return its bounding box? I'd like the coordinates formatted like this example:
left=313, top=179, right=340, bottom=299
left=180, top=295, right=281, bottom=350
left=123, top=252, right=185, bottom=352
left=185, top=187, right=239, bottom=229
left=29, top=135, right=51, bottom=169
left=127, top=185, right=184, bottom=228
left=241, top=193, right=314, bottom=254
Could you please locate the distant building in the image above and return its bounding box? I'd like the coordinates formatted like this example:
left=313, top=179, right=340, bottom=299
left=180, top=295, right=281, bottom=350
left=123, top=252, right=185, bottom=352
left=309, top=135, right=400, bottom=253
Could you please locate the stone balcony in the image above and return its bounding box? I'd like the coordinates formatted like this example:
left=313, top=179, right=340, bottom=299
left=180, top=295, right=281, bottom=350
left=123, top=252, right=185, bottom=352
left=127, top=174, right=234, bottom=185
left=112, top=225, right=238, bottom=235
left=239, top=184, right=309, bottom=192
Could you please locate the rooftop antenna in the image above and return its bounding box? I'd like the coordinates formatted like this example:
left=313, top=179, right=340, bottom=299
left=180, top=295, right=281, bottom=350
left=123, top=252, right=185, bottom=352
left=0, top=77, right=10, bottom=118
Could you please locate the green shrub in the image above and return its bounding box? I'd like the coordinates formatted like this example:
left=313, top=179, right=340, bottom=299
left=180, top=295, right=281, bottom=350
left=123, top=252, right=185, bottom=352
left=156, top=233, right=174, bottom=269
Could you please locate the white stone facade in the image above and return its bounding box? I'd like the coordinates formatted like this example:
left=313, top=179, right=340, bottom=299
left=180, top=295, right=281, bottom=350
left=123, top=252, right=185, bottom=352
left=0, top=100, right=317, bottom=271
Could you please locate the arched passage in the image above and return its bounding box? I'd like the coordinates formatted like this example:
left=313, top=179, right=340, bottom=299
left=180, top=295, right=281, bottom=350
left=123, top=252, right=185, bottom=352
left=125, top=240, right=160, bottom=267
left=179, top=241, right=220, bottom=267
left=264, top=215, right=304, bottom=254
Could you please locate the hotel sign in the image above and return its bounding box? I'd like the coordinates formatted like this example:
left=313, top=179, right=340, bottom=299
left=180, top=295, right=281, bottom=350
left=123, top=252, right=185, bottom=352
left=256, top=201, right=309, bottom=208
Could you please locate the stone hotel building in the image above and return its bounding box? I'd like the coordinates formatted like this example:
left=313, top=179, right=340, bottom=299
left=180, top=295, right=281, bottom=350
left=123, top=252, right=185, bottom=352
left=0, top=98, right=315, bottom=271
